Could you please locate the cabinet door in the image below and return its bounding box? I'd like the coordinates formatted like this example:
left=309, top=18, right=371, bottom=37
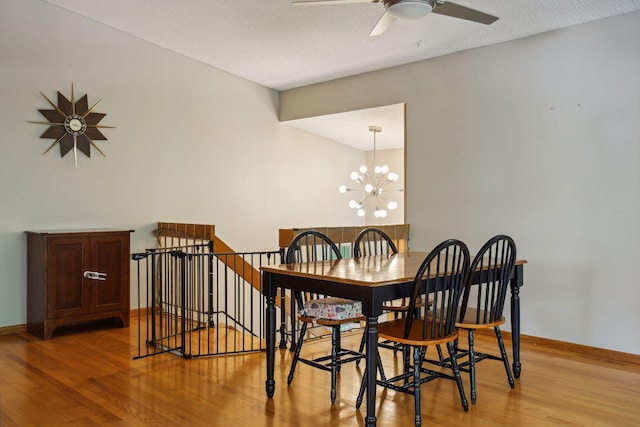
left=46, top=236, right=91, bottom=319
left=90, top=233, right=130, bottom=313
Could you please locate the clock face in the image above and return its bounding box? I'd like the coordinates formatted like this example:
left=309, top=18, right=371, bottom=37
left=29, top=83, right=114, bottom=167
left=64, top=115, right=86, bottom=135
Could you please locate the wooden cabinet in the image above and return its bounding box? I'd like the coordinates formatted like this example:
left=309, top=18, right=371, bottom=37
left=26, top=229, right=132, bottom=340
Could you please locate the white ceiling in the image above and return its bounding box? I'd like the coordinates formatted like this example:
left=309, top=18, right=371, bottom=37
left=286, top=103, right=405, bottom=150
left=41, top=0, right=640, bottom=150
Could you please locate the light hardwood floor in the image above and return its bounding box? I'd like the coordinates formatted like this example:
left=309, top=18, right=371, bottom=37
left=0, top=318, right=638, bottom=426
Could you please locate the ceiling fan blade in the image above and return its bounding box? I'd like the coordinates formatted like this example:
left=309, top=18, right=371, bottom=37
left=370, top=11, right=396, bottom=36
left=432, top=1, right=498, bottom=25
left=292, top=0, right=380, bottom=5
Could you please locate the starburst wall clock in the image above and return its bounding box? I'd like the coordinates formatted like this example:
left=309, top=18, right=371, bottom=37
left=29, top=83, right=115, bottom=167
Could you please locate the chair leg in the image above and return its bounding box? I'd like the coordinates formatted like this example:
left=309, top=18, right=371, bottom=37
left=447, top=341, right=469, bottom=411
left=356, top=324, right=367, bottom=366
left=413, top=346, right=422, bottom=427
left=356, top=348, right=385, bottom=409
left=287, top=322, right=308, bottom=385
left=495, top=327, right=515, bottom=388
left=355, top=358, right=369, bottom=409
left=356, top=363, right=367, bottom=409
left=330, top=326, right=339, bottom=404
left=290, top=296, right=297, bottom=351
left=403, top=344, right=411, bottom=384
left=468, top=329, right=477, bottom=404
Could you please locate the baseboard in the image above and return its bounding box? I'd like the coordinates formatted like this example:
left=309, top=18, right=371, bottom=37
left=0, top=324, right=27, bottom=335
left=476, top=329, right=640, bottom=366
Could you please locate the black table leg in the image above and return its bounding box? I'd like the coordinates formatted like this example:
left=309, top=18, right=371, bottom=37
left=265, top=274, right=276, bottom=398
left=365, top=316, right=378, bottom=427
left=510, top=265, right=523, bottom=379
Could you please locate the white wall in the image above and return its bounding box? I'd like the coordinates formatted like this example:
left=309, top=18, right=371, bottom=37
left=0, top=0, right=363, bottom=328
left=280, top=12, right=640, bottom=354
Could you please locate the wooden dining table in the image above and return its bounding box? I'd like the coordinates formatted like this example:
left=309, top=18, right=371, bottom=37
left=261, top=252, right=527, bottom=427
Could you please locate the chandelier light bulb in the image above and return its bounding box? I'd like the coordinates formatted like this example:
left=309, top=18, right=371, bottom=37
left=364, top=184, right=374, bottom=193
left=374, top=166, right=382, bottom=174
left=381, top=165, right=389, bottom=174
left=348, top=200, right=358, bottom=208
left=387, top=201, right=398, bottom=210
left=357, top=208, right=366, bottom=217
left=359, top=165, right=367, bottom=174
left=374, top=209, right=388, bottom=218
left=339, top=185, right=347, bottom=193
left=387, top=172, right=399, bottom=182
left=350, top=171, right=359, bottom=181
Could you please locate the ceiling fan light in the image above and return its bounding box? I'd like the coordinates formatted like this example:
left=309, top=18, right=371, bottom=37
left=386, top=0, right=433, bottom=20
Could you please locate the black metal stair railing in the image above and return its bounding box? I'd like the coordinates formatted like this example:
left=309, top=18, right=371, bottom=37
left=132, top=241, right=283, bottom=359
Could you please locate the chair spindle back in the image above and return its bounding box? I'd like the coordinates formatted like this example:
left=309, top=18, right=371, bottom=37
left=353, top=227, right=399, bottom=257
left=405, top=239, right=470, bottom=340
left=285, top=230, right=342, bottom=309
left=459, top=235, right=517, bottom=324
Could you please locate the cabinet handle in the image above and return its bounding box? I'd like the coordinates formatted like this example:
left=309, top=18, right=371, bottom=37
left=83, top=271, right=107, bottom=281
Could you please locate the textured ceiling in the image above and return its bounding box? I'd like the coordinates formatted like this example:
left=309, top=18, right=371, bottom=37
left=41, top=0, right=640, bottom=150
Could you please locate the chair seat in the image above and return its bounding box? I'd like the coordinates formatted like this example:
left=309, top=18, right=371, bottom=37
left=298, top=314, right=366, bottom=326
left=378, top=318, right=459, bottom=347
left=456, top=308, right=505, bottom=329
left=303, top=296, right=362, bottom=320
left=382, top=297, right=424, bottom=312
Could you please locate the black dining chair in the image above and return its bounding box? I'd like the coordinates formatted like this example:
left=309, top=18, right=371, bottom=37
left=356, top=239, right=471, bottom=426
left=354, top=228, right=437, bottom=363
left=354, top=228, right=411, bottom=360
left=285, top=230, right=366, bottom=404
left=451, top=235, right=517, bottom=404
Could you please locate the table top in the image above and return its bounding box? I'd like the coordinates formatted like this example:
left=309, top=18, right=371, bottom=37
left=261, top=252, right=527, bottom=289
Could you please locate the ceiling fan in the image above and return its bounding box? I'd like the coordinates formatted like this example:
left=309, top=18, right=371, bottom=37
left=292, top=0, right=498, bottom=36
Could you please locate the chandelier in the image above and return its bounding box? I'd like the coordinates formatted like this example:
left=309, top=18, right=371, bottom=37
left=339, top=125, right=403, bottom=218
